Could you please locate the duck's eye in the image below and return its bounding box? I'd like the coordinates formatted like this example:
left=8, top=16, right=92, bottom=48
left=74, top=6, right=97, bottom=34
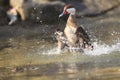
left=64, top=10, right=68, bottom=15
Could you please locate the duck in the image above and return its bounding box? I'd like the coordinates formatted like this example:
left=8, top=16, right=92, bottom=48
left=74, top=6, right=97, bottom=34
left=7, top=7, right=18, bottom=25
left=59, top=4, right=93, bottom=52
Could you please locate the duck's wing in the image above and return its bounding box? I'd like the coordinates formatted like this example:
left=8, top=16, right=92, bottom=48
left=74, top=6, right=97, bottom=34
left=76, top=26, right=91, bottom=45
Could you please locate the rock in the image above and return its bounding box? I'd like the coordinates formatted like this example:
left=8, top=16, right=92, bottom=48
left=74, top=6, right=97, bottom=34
left=28, top=3, right=64, bottom=24
left=65, top=0, right=120, bottom=16
left=0, top=7, right=8, bottom=25
left=5, top=0, right=120, bottom=23
left=82, top=0, right=120, bottom=14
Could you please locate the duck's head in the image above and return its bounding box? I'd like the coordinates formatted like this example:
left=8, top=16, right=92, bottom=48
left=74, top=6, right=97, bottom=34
left=59, top=4, right=76, bottom=18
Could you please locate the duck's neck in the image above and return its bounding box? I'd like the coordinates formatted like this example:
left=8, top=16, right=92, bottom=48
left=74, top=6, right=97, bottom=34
left=66, top=14, right=78, bottom=29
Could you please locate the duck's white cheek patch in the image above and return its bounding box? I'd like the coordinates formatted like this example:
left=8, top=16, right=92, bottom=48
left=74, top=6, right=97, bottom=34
left=66, top=8, right=76, bottom=14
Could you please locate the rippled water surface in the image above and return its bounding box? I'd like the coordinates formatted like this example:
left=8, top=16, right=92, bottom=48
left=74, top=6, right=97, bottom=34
left=0, top=6, right=120, bottom=80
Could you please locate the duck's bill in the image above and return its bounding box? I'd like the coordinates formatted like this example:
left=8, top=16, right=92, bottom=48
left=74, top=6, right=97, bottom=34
left=59, top=12, right=64, bottom=18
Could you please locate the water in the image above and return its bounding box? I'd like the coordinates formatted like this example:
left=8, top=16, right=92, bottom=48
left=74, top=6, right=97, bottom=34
left=0, top=5, right=120, bottom=80
left=0, top=36, right=120, bottom=80
left=39, top=41, right=120, bottom=56
left=85, top=42, right=120, bottom=56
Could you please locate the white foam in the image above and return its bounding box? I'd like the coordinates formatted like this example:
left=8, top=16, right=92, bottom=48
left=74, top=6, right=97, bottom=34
left=38, top=41, right=120, bottom=56
left=38, top=48, right=66, bottom=55
left=84, top=42, right=120, bottom=56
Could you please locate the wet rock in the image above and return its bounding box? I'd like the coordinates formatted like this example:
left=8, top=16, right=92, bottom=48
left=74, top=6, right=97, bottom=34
left=65, top=0, right=120, bottom=17
left=0, top=7, right=8, bottom=25
left=28, top=3, right=64, bottom=24
left=83, top=0, right=120, bottom=16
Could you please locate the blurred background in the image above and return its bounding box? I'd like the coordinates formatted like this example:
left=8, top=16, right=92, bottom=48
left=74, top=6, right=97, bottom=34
left=0, top=0, right=120, bottom=80
left=0, top=0, right=120, bottom=24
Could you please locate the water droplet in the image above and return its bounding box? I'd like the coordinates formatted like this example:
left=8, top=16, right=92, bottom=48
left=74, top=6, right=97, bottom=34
left=34, top=7, right=36, bottom=10
left=40, top=11, right=42, bottom=14
left=36, top=17, right=40, bottom=20
left=40, top=20, right=43, bottom=23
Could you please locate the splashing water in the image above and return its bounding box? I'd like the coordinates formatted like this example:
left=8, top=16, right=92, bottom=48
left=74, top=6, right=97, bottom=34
left=40, top=48, right=61, bottom=55
left=38, top=41, right=120, bottom=56
left=84, top=42, right=120, bottom=56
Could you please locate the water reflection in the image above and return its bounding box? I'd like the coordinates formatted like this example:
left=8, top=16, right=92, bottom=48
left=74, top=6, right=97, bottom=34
left=1, top=61, right=120, bottom=80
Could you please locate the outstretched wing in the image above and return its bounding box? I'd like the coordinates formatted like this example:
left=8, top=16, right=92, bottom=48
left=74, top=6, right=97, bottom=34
left=75, top=26, right=91, bottom=45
